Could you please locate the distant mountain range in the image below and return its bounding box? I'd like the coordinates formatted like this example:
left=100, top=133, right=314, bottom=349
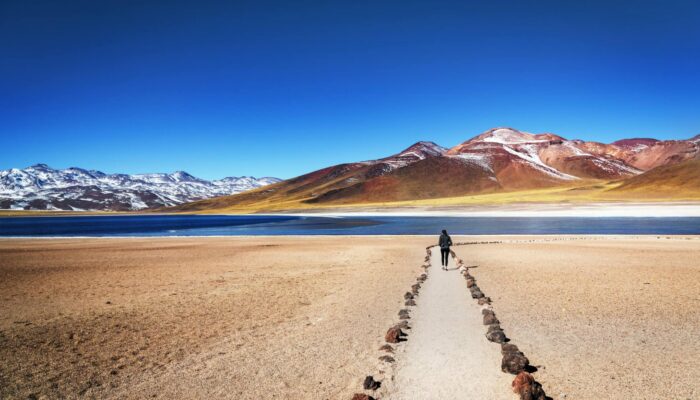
left=171, top=127, right=700, bottom=212
left=0, top=164, right=280, bottom=211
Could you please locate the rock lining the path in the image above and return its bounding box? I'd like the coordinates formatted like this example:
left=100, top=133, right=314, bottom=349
left=379, top=344, right=394, bottom=353
left=385, top=326, right=405, bottom=343
left=363, top=376, right=381, bottom=390
left=512, top=372, right=546, bottom=400
left=451, top=244, right=549, bottom=400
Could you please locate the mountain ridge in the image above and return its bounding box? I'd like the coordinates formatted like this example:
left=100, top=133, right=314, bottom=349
left=168, top=127, right=700, bottom=212
left=0, top=164, right=280, bottom=211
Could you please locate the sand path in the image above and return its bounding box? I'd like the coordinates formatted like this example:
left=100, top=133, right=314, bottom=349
left=387, top=250, right=515, bottom=400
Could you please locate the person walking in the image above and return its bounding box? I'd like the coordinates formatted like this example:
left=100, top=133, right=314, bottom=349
left=439, top=229, right=452, bottom=270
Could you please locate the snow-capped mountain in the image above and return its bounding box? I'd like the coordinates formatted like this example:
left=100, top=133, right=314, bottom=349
left=168, top=127, right=700, bottom=212
left=446, top=128, right=644, bottom=184
left=0, top=164, right=281, bottom=211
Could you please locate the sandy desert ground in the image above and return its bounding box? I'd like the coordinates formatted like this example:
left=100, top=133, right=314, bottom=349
left=1, top=236, right=699, bottom=399
left=462, top=236, right=700, bottom=400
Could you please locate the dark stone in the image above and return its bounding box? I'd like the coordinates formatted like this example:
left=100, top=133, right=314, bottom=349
left=486, top=324, right=506, bottom=343
left=477, top=297, right=491, bottom=305
left=397, top=320, right=410, bottom=329
left=502, top=351, right=529, bottom=374
left=466, top=279, right=475, bottom=288
left=483, top=313, right=499, bottom=325
left=378, top=355, right=395, bottom=363
left=403, top=292, right=414, bottom=300
left=470, top=287, right=484, bottom=299
left=405, top=299, right=416, bottom=306
left=512, top=372, right=547, bottom=400
left=486, top=330, right=507, bottom=343
left=385, top=326, right=404, bottom=343
left=486, top=323, right=502, bottom=333
left=363, top=376, right=380, bottom=390
left=398, top=309, right=410, bottom=320
left=501, top=343, right=520, bottom=355
left=379, top=344, right=394, bottom=353
left=351, top=394, right=375, bottom=400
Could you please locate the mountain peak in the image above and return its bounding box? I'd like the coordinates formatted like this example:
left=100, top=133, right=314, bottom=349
left=399, top=141, right=448, bottom=157
left=467, top=127, right=565, bottom=145
left=170, top=171, right=198, bottom=182
left=27, top=163, right=52, bottom=170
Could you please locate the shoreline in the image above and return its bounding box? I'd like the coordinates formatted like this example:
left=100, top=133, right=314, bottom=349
left=2, top=201, right=700, bottom=218
left=284, top=202, right=700, bottom=217
left=2, top=235, right=699, bottom=241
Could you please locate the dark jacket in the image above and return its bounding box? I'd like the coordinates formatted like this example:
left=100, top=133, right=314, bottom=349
left=439, top=233, right=452, bottom=249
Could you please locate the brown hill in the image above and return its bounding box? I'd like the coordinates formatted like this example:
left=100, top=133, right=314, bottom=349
left=167, top=128, right=700, bottom=212
left=609, top=159, right=700, bottom=197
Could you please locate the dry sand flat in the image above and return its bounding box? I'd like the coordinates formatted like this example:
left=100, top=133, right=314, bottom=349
left=460, top=236, right=700, bottom=400
left=0, top=237, right=431, bottom=399
left=385, top=250, right=515, bottom=400
left=1, top=235, right=699, bottom=399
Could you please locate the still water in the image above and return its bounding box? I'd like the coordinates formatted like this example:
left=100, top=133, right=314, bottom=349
left=1, top=215, right=699, bottom=236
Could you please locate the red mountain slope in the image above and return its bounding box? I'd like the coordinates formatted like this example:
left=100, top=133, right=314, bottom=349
left=168, top=128, right=700, bottom=211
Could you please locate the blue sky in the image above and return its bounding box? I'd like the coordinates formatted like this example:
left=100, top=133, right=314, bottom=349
left=2, top=0, right=699, bottom=179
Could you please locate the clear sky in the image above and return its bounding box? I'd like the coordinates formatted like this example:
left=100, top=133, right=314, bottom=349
left=2, top=0, right=700, bottom=179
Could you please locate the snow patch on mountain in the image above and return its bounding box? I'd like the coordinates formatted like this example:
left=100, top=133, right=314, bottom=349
left=502, top=144, right=578, bottom=180
left=452, top=153, right=494, bottom=173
